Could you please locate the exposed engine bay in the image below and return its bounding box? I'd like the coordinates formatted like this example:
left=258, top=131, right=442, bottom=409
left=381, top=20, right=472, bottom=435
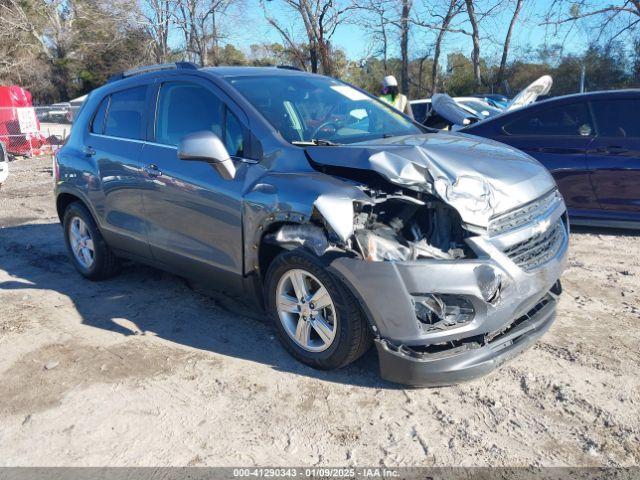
left=267, top=181, right=472, bottom=264
left=351, top=188, right=468, bottom=261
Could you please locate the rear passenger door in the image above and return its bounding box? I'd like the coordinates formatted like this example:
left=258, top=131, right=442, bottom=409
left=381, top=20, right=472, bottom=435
left=140, top=78, right=248, bottom=288
left=588, top=97, right=640, bottom=215
left=493, top=101, right=600, bottom=214
left=88, top=84, right=152, bottom=259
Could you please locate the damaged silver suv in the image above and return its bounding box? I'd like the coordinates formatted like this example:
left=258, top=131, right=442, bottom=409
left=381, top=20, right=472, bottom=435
left=54, top=63, right=568, bottom=386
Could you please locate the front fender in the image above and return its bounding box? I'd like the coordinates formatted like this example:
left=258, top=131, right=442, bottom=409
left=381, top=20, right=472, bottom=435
left=242, top=171, right=370, bottom=276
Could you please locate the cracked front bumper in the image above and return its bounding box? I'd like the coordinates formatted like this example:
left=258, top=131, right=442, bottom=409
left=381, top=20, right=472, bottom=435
left=375, top=291, right=557, bottom=386
left=328, top=202, right=568, bottom=386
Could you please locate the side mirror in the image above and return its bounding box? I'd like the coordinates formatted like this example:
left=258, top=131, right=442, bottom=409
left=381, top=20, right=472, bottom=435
left=177, top=131, right=236, bottom=180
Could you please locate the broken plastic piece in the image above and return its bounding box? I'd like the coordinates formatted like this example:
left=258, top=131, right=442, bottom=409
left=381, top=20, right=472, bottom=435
left=272, top=224, right=329, bottom=256
left=313, top=195, right=355, bottom=243
left=355, top=228, right=461, bottom=262
left=355, top=229, right=411, bottom=262
left=415, top=294, right=475, bottom=329
left=411, top=239, right=464, bottom=260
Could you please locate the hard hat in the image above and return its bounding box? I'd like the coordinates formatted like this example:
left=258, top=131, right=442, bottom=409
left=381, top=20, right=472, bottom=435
left=382, top=75, right=398, bottom=88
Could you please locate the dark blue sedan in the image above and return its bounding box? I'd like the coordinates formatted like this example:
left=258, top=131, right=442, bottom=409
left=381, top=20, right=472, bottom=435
left=462, top=90, right=640, bottom=229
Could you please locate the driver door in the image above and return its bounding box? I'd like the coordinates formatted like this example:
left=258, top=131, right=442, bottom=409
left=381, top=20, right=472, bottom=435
left=140, top=78, right=250, bottom=289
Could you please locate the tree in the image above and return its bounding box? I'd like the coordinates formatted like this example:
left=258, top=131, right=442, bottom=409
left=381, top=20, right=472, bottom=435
left=464, top=0, right=482, bottom=87
left=138, top=0, right=176, bottom=63
left=496, top=0, right=524, bottom=87
left=262, top=0, right=353, bottom=75
left=399, top=0, right=411, bottom=92
left=429, top=0, right=463, bottom=93
left=541, top=0, right=640, bottom=42
left=175, top=0, right=239, bottom=66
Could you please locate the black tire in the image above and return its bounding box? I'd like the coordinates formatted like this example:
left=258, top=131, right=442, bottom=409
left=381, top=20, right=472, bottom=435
left=62, top=201, right=119, bottom=280
left=264, top=250, right=372, bottom=369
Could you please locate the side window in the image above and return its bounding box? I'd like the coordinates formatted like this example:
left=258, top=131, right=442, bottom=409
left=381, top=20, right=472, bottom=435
left=91, top=96, right=109, bottom=134
left=225, top=108, right=245, bottom=157
left=155, top=82, right=223, bottom=146
left=591, top=99, right=640, bottom=138
left=104, top=86, right=147, bottom=140
left=504, top=102, right=593, bottom=137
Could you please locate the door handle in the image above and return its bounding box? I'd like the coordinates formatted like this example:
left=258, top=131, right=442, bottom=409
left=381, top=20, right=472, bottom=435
left=143, top=163, right=162, bottom=177
left=83, top=146, right=96, bottom=157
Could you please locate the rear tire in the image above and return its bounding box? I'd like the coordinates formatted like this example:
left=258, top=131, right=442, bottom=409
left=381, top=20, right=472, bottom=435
left=63, top=201, right=119, bottom=280
left=265, top=250, right=372, bottom=369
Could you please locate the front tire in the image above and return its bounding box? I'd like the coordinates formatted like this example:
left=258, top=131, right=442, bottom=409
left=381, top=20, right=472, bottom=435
left=265, top=250, right=372, bottom=369
left=62, top=202, right=119, bottom=280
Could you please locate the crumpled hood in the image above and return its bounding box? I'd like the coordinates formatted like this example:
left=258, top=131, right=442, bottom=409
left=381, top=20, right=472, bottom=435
left=305, top=132, right=557, bottom=228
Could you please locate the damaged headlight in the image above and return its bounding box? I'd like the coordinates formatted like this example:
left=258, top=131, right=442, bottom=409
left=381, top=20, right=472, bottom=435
left=355, top=229, right=411, bottom=262
left=435, top=175, right=495, bottom=214
left=414, top=294, right=475, bottom=329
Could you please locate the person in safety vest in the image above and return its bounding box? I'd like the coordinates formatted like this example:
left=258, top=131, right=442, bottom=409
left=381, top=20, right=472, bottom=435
left=378, top=75, right=413, bottom=119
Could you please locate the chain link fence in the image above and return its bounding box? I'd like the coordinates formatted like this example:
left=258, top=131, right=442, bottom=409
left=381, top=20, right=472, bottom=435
left=0, top=106, right=71, bottom=158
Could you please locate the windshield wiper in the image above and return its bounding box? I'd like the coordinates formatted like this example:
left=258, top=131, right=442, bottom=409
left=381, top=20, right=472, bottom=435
left=292, top=139, right=341, bottom=146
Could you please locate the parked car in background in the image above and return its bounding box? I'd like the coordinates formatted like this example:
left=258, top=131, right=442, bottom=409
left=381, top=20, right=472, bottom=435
left=453, top=97, right=502, bottom=118
left=462, top=90, right=640, bottom=229
left=54, top=63, right=568, bottom=386
left=473, top=93, right=509, bottom=109
left=67, top=94, right=87, bottom=123
left=41, top=102, right=71, bottom=123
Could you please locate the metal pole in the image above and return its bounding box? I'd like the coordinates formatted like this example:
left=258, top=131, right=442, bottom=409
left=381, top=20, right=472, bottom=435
left=580, top=65, right=585, bottom=93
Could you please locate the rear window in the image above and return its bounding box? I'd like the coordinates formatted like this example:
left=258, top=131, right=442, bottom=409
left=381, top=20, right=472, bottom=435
left=591, top=98, right=640, bottom=138
left=504, top=102, right=594, bottom=137
left=104, top=87, right=147, bottom=140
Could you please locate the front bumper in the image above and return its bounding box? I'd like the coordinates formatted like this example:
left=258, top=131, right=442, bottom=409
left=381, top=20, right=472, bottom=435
left=375, top=291, right=557, bottom=386
left=328, top=198, right=568, bottom=386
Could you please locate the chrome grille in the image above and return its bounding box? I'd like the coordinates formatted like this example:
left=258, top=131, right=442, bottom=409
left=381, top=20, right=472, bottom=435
left=503, top=219, right=566, bottom=271
left=489, top=189, right=563, bottom=236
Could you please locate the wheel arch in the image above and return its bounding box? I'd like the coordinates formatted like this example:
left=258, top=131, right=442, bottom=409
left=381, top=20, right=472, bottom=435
left=55, top=188, right=100, bottom=227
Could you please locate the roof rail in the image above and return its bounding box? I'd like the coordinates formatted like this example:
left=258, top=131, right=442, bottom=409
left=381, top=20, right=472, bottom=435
left=107, top=62, right=199, bottom=83
left=276, top=65, right=302, bottom=71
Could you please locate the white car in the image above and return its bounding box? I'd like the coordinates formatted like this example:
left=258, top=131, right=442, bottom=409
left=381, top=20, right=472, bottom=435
left=410, top=97, right=501, bottom=129
left=0, top=142, right=8, bottom=186
left=453, top=97, right=503, bottom=118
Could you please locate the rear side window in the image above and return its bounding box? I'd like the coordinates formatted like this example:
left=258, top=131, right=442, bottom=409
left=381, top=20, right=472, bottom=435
left=155, top=82, right=223, bottom=146
left=91, top=96, right=109, bottom=134
left=104, top=87, right=147, bottom=140
left=591, top=99, right=640, bottom=138
left=504, top=102, right=594, bottom=137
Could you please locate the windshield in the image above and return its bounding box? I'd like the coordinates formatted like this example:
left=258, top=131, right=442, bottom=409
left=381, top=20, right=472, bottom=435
left=227, top=74, right=422, bottom=144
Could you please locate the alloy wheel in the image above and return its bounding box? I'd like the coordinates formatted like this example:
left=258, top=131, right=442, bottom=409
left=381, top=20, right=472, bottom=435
left=69, top=216, right=95, bottom=269
left=275, top=269, right=337, bottom=352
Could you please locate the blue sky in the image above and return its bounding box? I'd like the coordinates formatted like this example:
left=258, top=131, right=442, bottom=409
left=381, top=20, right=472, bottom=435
left=228, top=0, right=590, bottom=63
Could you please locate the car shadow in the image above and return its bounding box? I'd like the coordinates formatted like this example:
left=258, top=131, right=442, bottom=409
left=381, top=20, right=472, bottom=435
left=0, top=222, right=395, bottom=389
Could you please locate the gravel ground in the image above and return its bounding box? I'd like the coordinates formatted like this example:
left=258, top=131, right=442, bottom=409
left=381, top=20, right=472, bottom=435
left=1, top=156, right=639, bottom=467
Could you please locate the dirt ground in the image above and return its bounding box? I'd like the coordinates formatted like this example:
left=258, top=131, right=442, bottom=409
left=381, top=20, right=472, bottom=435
left=1, top=155, right=639, bottom=467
